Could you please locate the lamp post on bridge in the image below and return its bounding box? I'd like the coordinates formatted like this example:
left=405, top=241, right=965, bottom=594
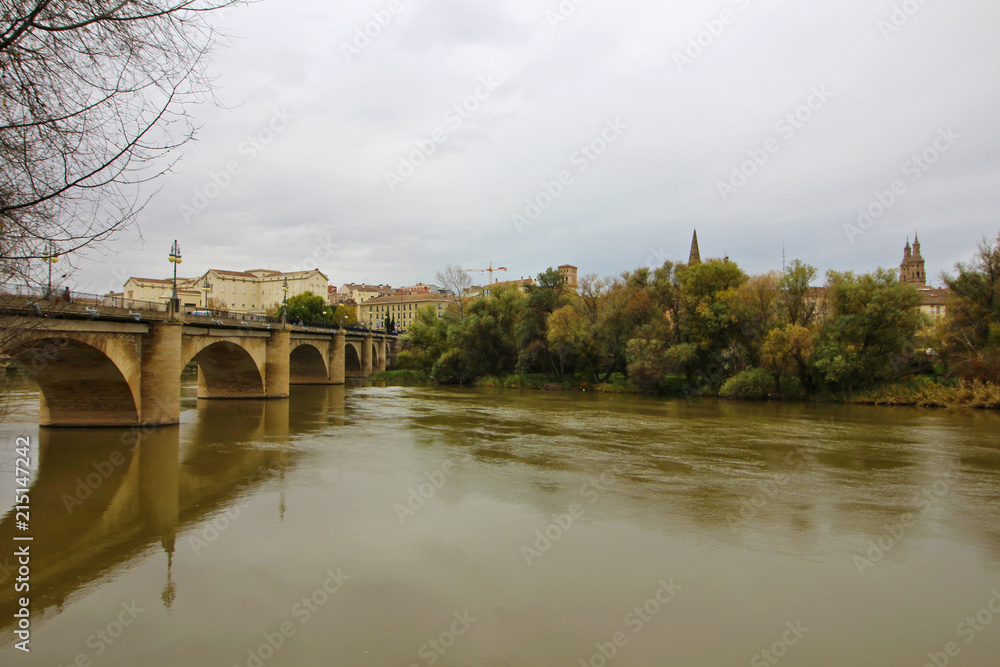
left=281, top=277, right=288, bottom=327
left=168, top=240, right=182, bottom=316
left=42, top=241, right=59, bottom=299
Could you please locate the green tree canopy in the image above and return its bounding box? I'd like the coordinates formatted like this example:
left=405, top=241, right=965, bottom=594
left=812, top=269, right=922, bottom=390
left=284, top=291, right=328, bottom=323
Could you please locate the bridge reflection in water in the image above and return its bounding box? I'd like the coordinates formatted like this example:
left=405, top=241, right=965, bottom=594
left=0, top=383, right=348, bottom=635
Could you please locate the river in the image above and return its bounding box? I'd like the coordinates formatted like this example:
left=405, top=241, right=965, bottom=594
left=1, top=379, right=999, bottom=666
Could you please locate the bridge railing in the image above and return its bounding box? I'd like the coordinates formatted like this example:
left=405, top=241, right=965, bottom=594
left=1, top=287, right=397, bottom=337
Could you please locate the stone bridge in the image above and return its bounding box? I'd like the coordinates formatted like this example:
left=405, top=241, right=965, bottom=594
left=1, top=307, right=397, bottom=427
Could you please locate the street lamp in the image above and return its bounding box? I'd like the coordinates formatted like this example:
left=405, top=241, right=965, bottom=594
left=281, top=277, right=288, bottom=325
left=42, top=241, right=59, bottom=299
left=202, top=277, right=210, bottom=309
left=168, top=240, right=182, bottom=315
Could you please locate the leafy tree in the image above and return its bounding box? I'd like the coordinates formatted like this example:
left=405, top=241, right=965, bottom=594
left=454, top=284, right=522, bottom=378
left=1, top=0, right=252, bottom=290
left=779, top=260, right=819, bottom=327
left=811, top=269, right=922, bottom=390
left=284, top=291, right=328, bottom=323
left=515, top=267, right=568, bottom=373
left=721, top=271, right=781, bottom=367
left=329, top=304, right=359, bottom=327
left=760, top=324, right=815, bottom=394
left=675, top=259, right=747, bottom=383
left=537, top=267, right=566, bottom=289
left=595, top=277, right=660, bottom=379
left=546, top=304, right=587, bottom=375
left=646, top=261, right=684, bottom=344
left=400, top=307, right=450, bottom=371
left=942, top=233, right=1000, bottom=382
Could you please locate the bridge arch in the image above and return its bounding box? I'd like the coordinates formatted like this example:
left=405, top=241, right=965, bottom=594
left=345, top=341, right=363, bottom=377
left=289, top=342, right=328, bottom=384
left=5, top=335, right=140, bottom=426
left=183, top=340, right=266, bottom=399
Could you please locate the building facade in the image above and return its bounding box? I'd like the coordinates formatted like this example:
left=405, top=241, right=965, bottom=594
left=359, top=292, right=453, bottom=332
left=121, top=277, right=201, bottom=309
left=121, top=268, right=328, bottom=315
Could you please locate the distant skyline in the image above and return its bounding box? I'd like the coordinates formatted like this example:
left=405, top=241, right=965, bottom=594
left=62, top=0, right=998, bottom=296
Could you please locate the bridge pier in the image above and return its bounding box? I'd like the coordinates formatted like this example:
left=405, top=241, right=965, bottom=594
left=330, top=332, right=346, bottom=384
left=140, top=322, right=182, bottom=426
left=377, top=338, right=387, bottom=373
left=361, top=334, right=373, bottom=376
left=265, top=329, right=290, bottom=398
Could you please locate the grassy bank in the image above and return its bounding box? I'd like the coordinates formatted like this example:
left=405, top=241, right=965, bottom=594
left=368, top=369, right=436, bottom=385
left=844, top=377, right=1000, bottom=409
left=370, top=370, right=639, bottom=393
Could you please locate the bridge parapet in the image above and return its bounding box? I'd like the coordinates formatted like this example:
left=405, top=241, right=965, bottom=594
left=0, top=310, right=398, bottom=427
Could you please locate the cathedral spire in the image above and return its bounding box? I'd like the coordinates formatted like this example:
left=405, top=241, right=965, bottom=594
left=688, top=230, right=701, bottom=266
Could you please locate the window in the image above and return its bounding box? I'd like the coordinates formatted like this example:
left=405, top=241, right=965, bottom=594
left=242, top=285, right=246, bottom=294
left=232, top=285, right=236, bottom=294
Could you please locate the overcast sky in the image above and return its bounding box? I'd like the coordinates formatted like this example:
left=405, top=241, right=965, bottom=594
left=72, top=0, right=1000, bottom=295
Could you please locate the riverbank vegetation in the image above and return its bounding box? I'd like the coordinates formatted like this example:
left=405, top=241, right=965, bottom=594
left=388, top=234, right=1000, bottom=408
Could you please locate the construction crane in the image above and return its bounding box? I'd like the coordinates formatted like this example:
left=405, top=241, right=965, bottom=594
left=462, top=261, right=508, bottom=285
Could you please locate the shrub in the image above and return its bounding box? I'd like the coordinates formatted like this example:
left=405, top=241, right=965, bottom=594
left=720, top=368, right=776, bottom=400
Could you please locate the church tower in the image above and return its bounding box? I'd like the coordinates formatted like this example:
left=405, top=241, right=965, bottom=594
left=899, top=235, right=926, bottom=286
left=688, top=230, right=701, bottom=266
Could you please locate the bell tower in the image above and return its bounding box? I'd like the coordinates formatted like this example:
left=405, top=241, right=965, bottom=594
left=899, top=235, right=926, bottom=286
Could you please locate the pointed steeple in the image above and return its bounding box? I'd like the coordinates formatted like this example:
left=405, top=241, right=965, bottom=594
left=688, top=230, right=701, bottom=266
left=904, top=237, right=911, bottom=260
left=912, top=233, right=921, bottom=258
